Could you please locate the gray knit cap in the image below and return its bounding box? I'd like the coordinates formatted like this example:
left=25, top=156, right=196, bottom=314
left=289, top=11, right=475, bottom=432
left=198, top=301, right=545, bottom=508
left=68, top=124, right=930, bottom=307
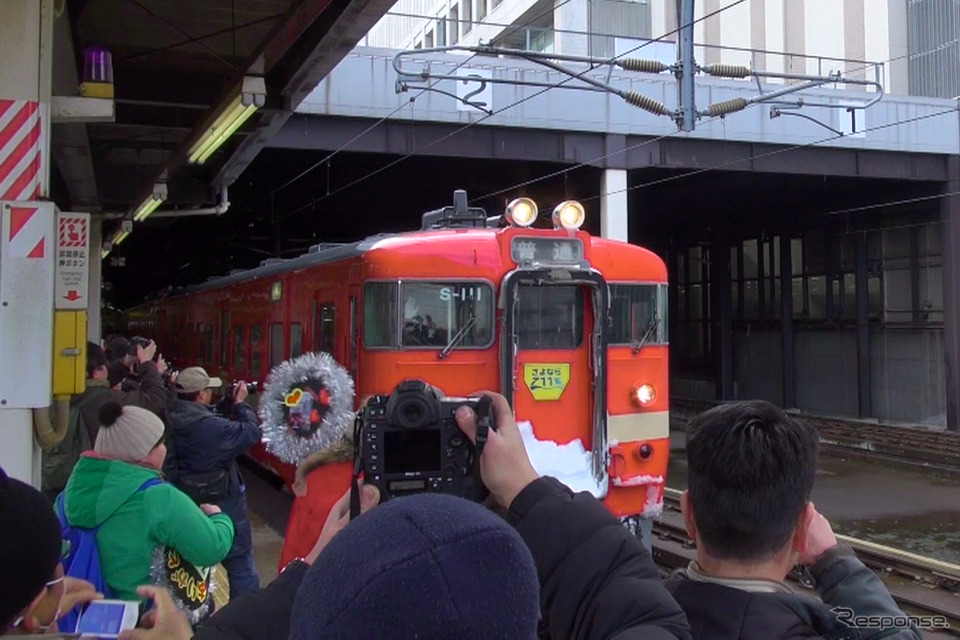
left=95, top=402, right=165, bottom=462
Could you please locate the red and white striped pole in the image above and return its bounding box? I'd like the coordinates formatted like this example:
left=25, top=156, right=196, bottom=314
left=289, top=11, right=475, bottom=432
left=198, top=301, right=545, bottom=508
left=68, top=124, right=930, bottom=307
left=0, top=0, right=55, bottom=484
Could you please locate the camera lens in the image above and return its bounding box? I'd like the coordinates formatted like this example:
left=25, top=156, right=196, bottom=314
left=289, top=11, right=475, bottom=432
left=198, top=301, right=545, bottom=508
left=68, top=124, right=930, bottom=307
left=385, top=380, right=441, bottom=430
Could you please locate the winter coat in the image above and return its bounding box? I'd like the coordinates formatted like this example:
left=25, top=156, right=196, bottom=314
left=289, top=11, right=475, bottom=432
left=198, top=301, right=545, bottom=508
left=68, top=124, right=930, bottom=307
left=666, top=546, right=923, bottom=640
left=192, top=560, right=308, bottom=640
left=62, top=455, right=235, bottom=601
left=164, top=399, right=260, bottom=521
left=277, top=439, right=353, bottom=570
left=509, top=476, right=691, bottom=640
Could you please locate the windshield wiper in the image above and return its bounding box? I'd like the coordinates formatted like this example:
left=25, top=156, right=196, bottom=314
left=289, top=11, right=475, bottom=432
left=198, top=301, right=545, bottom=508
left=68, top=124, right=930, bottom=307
left=438, top=315, right=477, bottom=359
left=631, top=313, right=659, bottom=354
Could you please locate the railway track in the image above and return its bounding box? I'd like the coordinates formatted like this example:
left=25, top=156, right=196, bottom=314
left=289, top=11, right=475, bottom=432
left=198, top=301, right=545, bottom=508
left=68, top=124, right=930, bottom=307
left=671, top=399, right=960, bottom=478
left=654, top=488, right=960, bottom=636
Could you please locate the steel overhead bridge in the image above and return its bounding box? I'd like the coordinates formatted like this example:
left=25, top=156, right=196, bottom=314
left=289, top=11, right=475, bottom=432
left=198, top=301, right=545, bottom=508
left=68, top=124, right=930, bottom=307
left=274, top=46, right=959, bottom=168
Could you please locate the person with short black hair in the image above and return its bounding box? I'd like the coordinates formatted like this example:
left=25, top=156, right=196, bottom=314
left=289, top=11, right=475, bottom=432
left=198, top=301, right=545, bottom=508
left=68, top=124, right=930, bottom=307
left=668, top=400, right=921, bottom=639
left=1, top=467, right=101, bottom=634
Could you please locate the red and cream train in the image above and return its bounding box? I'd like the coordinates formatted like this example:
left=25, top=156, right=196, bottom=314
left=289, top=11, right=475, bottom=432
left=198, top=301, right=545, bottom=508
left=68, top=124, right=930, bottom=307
left=125, top=191, right=670, bottom=526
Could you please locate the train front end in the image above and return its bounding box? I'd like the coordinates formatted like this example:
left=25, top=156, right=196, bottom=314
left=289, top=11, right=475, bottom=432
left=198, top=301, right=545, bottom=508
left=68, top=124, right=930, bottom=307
left=493, top=198, right=669, bottom=539
left=358, top=192, right=669, bottom=539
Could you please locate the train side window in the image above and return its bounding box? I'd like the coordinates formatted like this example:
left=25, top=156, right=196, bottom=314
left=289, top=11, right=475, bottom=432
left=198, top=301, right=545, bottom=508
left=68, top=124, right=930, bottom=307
left=349, top=296, right=358, bottom=376
left=205, top=325, right=215, bottom=365
left=250, top=324, right=263, bottom=377
left=609, top=284, right=667, bottom=345
left=290, top=323, right=303, bottom=358
left=269, top=323, right=285, bottom=368
left=219, top=309, right=230, bottom=368
left=363, top=283, right=397, bottom=347
left=315, top=303, right=335, bottom=353
left=196, top=324, right=205, bottom=364
left=233, top=325, right=246, bottom=372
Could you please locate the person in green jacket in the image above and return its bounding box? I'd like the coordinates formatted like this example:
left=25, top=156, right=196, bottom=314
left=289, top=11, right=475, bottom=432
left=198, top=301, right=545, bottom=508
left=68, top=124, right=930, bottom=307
left=63, top=401, right=235, bottom=603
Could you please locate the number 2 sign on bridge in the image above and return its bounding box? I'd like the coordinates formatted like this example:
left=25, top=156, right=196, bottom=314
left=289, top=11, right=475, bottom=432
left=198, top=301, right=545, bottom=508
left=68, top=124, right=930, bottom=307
left=456, top=68, right=493, bottom=113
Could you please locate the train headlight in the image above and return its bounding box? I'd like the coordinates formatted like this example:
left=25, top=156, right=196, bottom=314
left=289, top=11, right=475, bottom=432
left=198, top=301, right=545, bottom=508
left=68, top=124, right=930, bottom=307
left=552, top=200, right=585, bottom=230
left=631, top=383, right=656, bottom=407
left=506, top=198, right=538, bottom=227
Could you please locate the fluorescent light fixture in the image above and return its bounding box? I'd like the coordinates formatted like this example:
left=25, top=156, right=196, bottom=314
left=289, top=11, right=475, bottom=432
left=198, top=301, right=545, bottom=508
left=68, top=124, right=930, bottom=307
left=188, top=76, right=265, bottom=165
left=110, top=221, right=133, bottom=247
left=132, top=184, right=166, bottom=222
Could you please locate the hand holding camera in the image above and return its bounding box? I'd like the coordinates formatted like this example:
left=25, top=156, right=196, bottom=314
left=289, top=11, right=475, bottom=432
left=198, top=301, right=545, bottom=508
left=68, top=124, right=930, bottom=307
left=454, top=392, right=540, bottom=509
left=131, top=337, right=156, bottom=364
left=233, top=380, right=250, bottom=404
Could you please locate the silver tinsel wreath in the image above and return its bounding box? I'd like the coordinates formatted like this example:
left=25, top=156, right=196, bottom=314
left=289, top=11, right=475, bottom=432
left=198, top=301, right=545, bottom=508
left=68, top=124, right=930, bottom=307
left=259, top=351, right=355, bottom=465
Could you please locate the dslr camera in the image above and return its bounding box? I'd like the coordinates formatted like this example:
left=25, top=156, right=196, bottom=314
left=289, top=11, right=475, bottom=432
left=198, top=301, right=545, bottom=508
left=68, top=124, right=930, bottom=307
left=127, top=336, right=151, bottom=356
left=356, top=380, right=494, bottom=504
left=228, top=380, right=259, bottom=395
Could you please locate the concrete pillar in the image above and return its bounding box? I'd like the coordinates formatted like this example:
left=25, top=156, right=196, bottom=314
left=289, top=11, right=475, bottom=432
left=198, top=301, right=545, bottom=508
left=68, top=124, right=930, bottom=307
left=780, top=235, right=795, bottom=408
left=88, top=218, right=102, bottom=343
left=941, top=156, right=960, bottom=432
left=855, top=232, right=872, bottom=418
left=710, top=238, right=733, bottom=400
left=0, top=0, right=55, bottom=484
left=600, top=169, right=628, bottom=242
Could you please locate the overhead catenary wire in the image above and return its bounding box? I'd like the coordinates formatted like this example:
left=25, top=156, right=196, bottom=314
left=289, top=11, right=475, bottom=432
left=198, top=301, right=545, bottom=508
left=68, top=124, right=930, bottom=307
left=471, top=52, right=909, bottom=205
left=278, top=0, right=749, bottom=220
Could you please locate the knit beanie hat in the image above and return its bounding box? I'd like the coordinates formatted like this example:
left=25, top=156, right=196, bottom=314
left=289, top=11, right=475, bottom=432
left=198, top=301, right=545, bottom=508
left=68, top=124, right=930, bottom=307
left=0, top=467, right=63, bottom=629
left=288, top=493, right=540, bottom=640
left=95, top=402, right=165, bottom=462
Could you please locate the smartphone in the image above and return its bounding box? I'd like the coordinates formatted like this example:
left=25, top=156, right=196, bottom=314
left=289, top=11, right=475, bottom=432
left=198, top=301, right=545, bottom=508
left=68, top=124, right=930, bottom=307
left=75, top=600, right=139, bottom=638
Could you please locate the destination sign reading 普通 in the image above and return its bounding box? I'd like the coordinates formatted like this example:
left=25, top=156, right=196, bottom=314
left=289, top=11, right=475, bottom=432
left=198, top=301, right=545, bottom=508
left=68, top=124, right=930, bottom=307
left=511, top=237, right=584, bottom=265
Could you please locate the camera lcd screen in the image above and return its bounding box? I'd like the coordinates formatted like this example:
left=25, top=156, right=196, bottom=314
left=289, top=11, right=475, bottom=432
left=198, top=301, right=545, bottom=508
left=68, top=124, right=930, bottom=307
left=384, top=429, right=442, bottom=474
left=77, top=602, right=127, bottom=634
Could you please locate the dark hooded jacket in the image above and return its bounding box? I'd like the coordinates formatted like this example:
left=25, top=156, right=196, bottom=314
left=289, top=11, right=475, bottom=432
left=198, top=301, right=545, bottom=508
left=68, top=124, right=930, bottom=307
left=164, top=399, right=260, bottom=522
left=666, top=546, right=923, bottom=640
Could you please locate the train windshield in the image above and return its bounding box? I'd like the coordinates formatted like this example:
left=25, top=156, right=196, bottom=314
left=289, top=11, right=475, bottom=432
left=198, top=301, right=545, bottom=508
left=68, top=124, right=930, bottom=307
left=516, top=285, right=585, bottom=349
left=608, top=284, right=669, bottom=345
left=364, top=281, right=494, bottom=349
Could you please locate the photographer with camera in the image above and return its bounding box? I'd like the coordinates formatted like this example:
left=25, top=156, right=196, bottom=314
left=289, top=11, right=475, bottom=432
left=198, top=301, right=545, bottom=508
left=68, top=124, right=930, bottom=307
left=165, top=367, right=262, bottom=598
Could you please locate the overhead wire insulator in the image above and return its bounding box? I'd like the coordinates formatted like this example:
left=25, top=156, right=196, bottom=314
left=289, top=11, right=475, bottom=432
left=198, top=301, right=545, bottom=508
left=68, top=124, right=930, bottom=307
left=617, top=58, right=669, bottom=74
left=702, top=64, right=752, bottom=79
left=622, top=91, right=670, bottom=116
left=704, top=97, right=749, bottom=117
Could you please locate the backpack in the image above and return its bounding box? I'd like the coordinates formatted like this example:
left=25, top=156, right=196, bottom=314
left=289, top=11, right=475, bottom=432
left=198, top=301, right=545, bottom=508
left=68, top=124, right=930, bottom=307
left=55, top=477, right=164, bottom=632
left=41, top=389, right=109, bottom=495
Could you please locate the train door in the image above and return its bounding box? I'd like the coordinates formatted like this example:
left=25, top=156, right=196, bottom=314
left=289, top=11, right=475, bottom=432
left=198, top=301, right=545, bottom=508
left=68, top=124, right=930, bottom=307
left=313, top=291, right=337, bottom=360
left=218, top=304, right=230, bottom=376
left=501, top=270, right=608, bottom=490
